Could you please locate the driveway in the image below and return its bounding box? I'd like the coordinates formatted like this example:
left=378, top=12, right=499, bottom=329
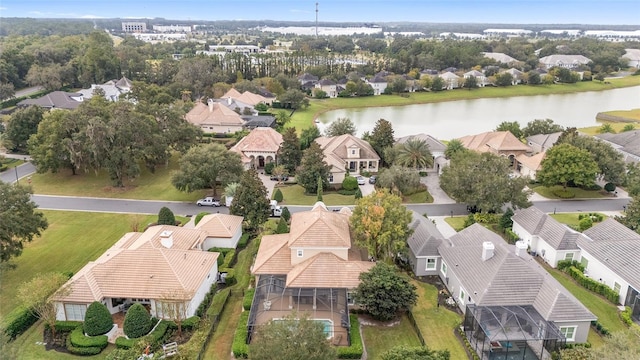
left=258, top=172, right=277, bottom=198
left=421, top=170, right=455, bottom=204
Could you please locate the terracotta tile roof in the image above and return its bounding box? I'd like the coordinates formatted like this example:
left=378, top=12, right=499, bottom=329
left=185, top=101, right=244, bottom=127
left=288, top=204, right=351, bottom=248
left=516, top=152, right=545, bottom=171
left=222, top=88, right=243, bottom=99
left=194, top=213, right=243, bottom=238
left=131, top=225, right=206, bottom=250
left=315, top=134, right=380, bottom=172
left=54, top=226, right=219, bottom=303
left=230, top=127, right=283, bottom=154
left=237, top=91, right=268, bottom=106
left=458, top=131, right=531, bottom=153
left=286, top=253, right=375, bottom=288
left=252, top=234, right=291, bottom=275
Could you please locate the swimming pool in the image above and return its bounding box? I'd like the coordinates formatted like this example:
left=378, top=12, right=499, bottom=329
left=272, top=318, right=334, bottom=339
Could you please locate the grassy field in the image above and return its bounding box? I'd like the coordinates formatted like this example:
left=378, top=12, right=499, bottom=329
left=404, top=190, right=434, bottom=204
left=361, top=314, right=422, bottom=360
left=0, top=211, right=159, bottom=323
left=580, top=121, right=640, bottom=136
left=274, top=184, right=357, bottom=206
left=1, top=158, right=24, bottom=169
left=411, top=281, right=467, bottom=359
left=290, top=76, right=640, bottom=130
left=28, top=154, right=208, bottom=201
left=531, top=185, right=611, bottom=200
left=601, top=108, right=640, bottom=121
left=549, top=212, right=608, bottom=229
left=444, top=216, right=467, bottom=232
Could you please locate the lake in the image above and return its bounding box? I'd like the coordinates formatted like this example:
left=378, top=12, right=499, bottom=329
left=316, top=86, right=640, bottom=140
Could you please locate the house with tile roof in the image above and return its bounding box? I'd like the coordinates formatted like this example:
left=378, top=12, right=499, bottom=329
left=185, top=99, right=245, bottom=134
left=516, top=152, right=545, bottom=180
left=406, top=212, right=444, bottom=276
left=595, top=130, right=640, bottom=164
left=578, top=219, right=640, bottom=311
left=248, top=202, right=375, bottom=346
left=230, top=127, right=283, bottom=169
left=315, top=134, right=380, bottom=184
left=194, top=213, right=244, bottom=249
left=463, top=70, right=488, bottom=87
left=458, top=131, right=532, bottom=168
left=18, top=91, right=84, bottom=110
left=222, top=88, right=275, bottom=106
left=53, top=223, right=227, bottom=323
left=539, top=55, right=592, bottom=70
left=440, top=224, right=596, bottom=357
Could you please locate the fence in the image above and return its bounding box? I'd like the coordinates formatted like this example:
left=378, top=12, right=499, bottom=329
left=406, top=310, right=426, bottom=346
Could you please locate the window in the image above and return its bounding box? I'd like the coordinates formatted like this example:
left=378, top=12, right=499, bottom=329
left=580, top=257, right=589, bottom=268
left=347, top=291, right=355, bottom=305
left=459, top=289, right=466, bottom=305
left=351, top=150, right=356, bottom=155
left=564, top=253, right=574, bottom=261
left=64, top=304, right=87, bottom=321
left=426, top=258, right=436, bottom=270
left=559, top=326, right=577, bottom=342
left=297, top=249, right=303, bottom=257
left=328, top=174, right=334, bottom=183
left=614, top=282, right=621, bottom=295
left=441, top=262, right=447, bottom=276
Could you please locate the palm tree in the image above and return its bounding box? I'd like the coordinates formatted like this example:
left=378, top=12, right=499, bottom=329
left=445, top=139, right=466, bottom=159
left=396, top=139, right=433, bottom=170
left=223, top=182, right=239, bottom=206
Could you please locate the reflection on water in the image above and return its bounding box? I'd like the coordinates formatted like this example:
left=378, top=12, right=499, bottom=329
left=316, top=86, right=640, bottom=140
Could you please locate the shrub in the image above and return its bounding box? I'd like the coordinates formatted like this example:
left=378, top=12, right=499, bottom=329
left=220, top=268, right=236, bottom=285
left=264, top=162, right=275, bottom=175
left=337, top=189, right=356, bottom=195
left=276, top=217, right=289, bottom=234
left=69, top=326, right=108, bottom=349
left=232, top=311, right=250, bottom=358
left=620, top=306, right=633, bottom=326
left=604, top=182, right=616, bottom=192
left=243, top=289, right=256, bottom=310
left=196, top=283, right=219, bottom=318
left=473, top=213, right=500, bottom=224
left=194, top=212, right=209, bottom=225
left=355, top=188, right=362, bottom=199
left=221, top=250, right=237, bottom=268
left=207, top=288, right=231, bottom=318
left=418, top=171, right=428, bottom=177
left=115, top=336, right=137, bottom=349
left=565, top=266, right=619, bottom=303
left=123, top=303, right=152, bottom=339
left=237, top=233, right=250, bottom=249
left=459, top=327, right=481, bottom=360
left=463, top=214, right=476, bottom=228
left=581, top=183, right=602, bottom=191
left=337, top=314, right=364, bottom=359
left=578, top=217, right=593, bottom=231
left=273, top=188, right=283, bottom=202
left=504, top=229, right=520, bottom=244
left=342, top=176, right=358, bottom=191
left=3, top=307, right=38, bottom=339
left=84, top=301, right=114, bottom=336
left=48, top=321, right=82, bottom=333
left=557, top=260, right=585, bottom=272
left=168, top=316, right=201, bottom=331
left=281, top=207, right=291, bottom=222
left=552, top=188, right=575, bottom=199
left=157, top=207, right=176, bottom=225
left=148, top=320, right=170, bottom=343
left=66, top=335, right=104, bottom=356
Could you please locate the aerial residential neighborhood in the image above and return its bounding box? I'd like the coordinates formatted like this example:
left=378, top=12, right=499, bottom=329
left=1, top=2, right=640, bottom=360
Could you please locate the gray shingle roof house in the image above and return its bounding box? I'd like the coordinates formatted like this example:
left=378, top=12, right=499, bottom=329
left=438, top=224, right=596, bottom=356
left=539, top=54, right=592, bottom=69
left=406, top=212, right=443, bottom=276
left=595, top=130, right=640, bottom=164
left=395, top=133, right=448, bottom=173
left=18, top=91, right=83, bottom=110
left=526, top=132, right=562, bottom=154
left=578, top=218, right=640, bottom=309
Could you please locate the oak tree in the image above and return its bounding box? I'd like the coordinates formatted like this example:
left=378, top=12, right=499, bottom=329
left=537, top=143, right=599, bottom=190
left=355, top=263, right=417, bottom=321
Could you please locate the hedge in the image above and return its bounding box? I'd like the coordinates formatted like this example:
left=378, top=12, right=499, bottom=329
left=66, top=335, right=103, bottom=356
left=620, top=306, right=633, bottom=326
left=69, top=326, right=108, bottom=349
left=243, top=289, right=255, bottom=311
left=557, top=260, right=585, bottom=272
left=207, top=288, right=231, bottom=317
left=220, top=268, right=236, bottom=285
left=232, top=311, right=250, bottom=358
left=458, top=327, right=481, bottom=360
left=148, top=320, right=170, bottom=343
left=591, top=320, right=611, bottom=336
left=46, top=321, right=83, bottom=333
left=196, top=283, right=218, bottom=318
left=3, top=307, right=38, bottom=339
left=337, top=314, right=363, bottom=359
left=237, top=233, right=250, bottom=249
left=565, top=266, right=619, bottom=304
left=167, top=316, right=201, bottom=331
left=221, top=250, right=237, bottom=268
left=504, top=229, right=520, bottom=244
left=115, top=336, right=137, bottom=349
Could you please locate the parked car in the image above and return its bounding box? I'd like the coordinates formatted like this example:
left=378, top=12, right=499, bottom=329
left=196, top=197, right=221, bottom=207
left=356, top=175, right=366, bottom=185
left=368, top=175, right=377, bottom=184
left=270, top=175, right=289, bottom=181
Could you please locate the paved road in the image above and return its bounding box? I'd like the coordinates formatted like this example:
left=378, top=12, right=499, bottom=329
left=0, top=162, right=36, bottom=184
left=13, top=85, right=44, bottom=99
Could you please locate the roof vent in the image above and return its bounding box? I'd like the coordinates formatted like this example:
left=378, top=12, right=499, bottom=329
left=160, top=230, right=173, bottom=249
left=515, top=241, right=527, bottom=257
left=482, top=241, right=495, bottom=261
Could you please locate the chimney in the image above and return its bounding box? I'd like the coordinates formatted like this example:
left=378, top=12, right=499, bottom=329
left=482, top=242, right=495, bottom=261
left=227, top=97, right=232, bottom=105
left=207, top=98, right=214, bottom=112
left=515, top=241, right=527, bottom=257
left=160, top=230, right=174, bottom=249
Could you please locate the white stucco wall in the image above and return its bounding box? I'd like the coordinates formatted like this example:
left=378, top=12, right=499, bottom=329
left=202, top=228, right=242, bottom=250
left=579, top=250, right=629, bottom=305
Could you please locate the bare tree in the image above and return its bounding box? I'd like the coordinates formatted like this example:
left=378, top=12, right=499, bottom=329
left=18, top=273, right=70, bottom=340
left=158, top=289, right=192, bottom=338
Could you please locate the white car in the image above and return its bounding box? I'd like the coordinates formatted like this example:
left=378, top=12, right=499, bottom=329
left=196, top=197, right=221, bottom=207
left=356, top=175, right=366, bottom=185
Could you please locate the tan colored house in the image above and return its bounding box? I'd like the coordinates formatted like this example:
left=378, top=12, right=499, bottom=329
left=230, top=127, right=283, bottom=169
left=248, top=202, right=375, bottom=346
left=223, top=88, right=274, bottom=106
left=458, top=131, right=532, bottom=168
left=53, top=225, right=222, bottom=323
left=185, top=99, right=244, bottom=134
left=315, top=134, right=380, bottom=184
left=517, top=152, right=545, bottom=180
left=194, top=213, right=244, bottom=249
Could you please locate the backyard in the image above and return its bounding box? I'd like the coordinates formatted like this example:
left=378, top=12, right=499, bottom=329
left=360, top=314, right=422, bottom=359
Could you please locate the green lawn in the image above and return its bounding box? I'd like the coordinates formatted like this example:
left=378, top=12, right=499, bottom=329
left=404, top=190, right=434, bottom=204
left=274, top=184, right=357, bottom=206
left=444, top=217, right=467, bottom=231
left=580, top=121, right=640, bottom=136
left=1, top=158, right=24, bottom=169
left=28, top=153, right=208, bottom=201
left=0, top=211, right=158, bottom=324
left=531, top=185, right=611, bottom=200
left=410, top=281, right=467, bottom=359
left=361, top=314, right=422, bottom=360
left=601, top=108, right=640, bottom=121
left=549, top=213, right=608, bottom=229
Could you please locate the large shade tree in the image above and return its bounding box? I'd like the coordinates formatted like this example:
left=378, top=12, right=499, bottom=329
left=3, top=105, right=44, bottom=152
left=350, top=189, right=413, bottom=263
left=440, top=151, right=531, bottom=212
left=537, top=143, right=599, bottom=190
left=355, top=263, right=417, bottom=321
left=172, top=143, right=244, bottom=196
left=296, top=142, right=331, bottom=194
left=230, top=169, right=271, bottom=232
left=0, top=183, right=48, bottom=263
left=324, top=117, right=356, bottom=137
left=522, top=118, right=564, bottom=137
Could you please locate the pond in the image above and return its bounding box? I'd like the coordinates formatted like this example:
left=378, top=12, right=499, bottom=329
left=316, top=86, right=640, bottom=140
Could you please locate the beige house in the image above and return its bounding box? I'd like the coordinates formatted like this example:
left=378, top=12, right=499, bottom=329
left=315, top=134, right=380, bottom=184
left=458, top=131, right=532, bottom=168
left=222, top=88, right=274, bottom=106
left=248, top=202, right=375, bottom=346
left=516, top=152, right=545, bottom=180
left=185, top=99, right=244, bottom=134
left=194, top=213, right=244, bottom=249
left=230, top=127, right=283, bottom=169
left=438, top=71, right=461, bottom=90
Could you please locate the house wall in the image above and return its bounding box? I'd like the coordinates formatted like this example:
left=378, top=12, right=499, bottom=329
left=519, top=165, right=537, bottom=180
left=369, top=82, right=387, bottom=95
left=290, top=248, right=349, bottom=265
left=512, top=223, right=536, bottom=250
left=437, top=259, right=475, bottom=312
left=202, top=228, right=242, bottom=250
left=411, top=256, right=440, bottom=277
left=579, top=250, right=629, bottom=305
left=329, top=171, right=347, bottom=185
left=200, top=124, right=243, bottom=134
left=554, top=320, right=592, bottom=343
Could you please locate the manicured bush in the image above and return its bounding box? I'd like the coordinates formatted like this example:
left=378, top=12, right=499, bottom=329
left=48, top=321, right=83, bottom=333
left=69, top=326, right=108, bottom=349
left=221, top=250, right=237, bottom=268
left=207, top=288, right=231, bottom=318
left=232, top=311, right=250, bottom=358
left=243, top=289, right=256, bottom=310
left=578, top=217, right=593, bottom=231
left=557, top=260, right=585, bottom=272
left=4, top=307, right=39, bottom=339
left=84, top=301, right=114, bottom=336
left=459, top=327, right=481, bottom=360
left=604, top=182, right=616, bottom=192
left=66, top=335, right=103, bottom=356
left=196, top=283, right=218, bottom=318
left=565, top=266, right=619, bottom=304
left=276, top=217, right=289, bottom=234
left=264, top=162, right=275, bottom=175
left=504, top=229, right=520, bottom=244
left=115, top=336, right=137, bottom=349
left=220, top=268, right=236, bottom=285
left=281, top=207, right=291, bottom=222
left=620, top=306, right=633, bottom=326
left=182, top=316, right=201, bottom=330
left=237, top=233, right=250, bottom=249
left=158, top=207, right=176, bottom=225
left=342, top=176, right=358, bottom=191
left=273, top=188, right=283, bottom=202
left=355, top=188, right=362, bottom=199
left=194, top=212, right=209, bottom=225
left=337, top=315, right=364, bottom=359
left=123, top=303, right=153, bottom=339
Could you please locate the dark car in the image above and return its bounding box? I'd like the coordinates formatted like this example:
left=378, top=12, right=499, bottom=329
left=270, top=175, right=289, bottom=181
left=369, top=175, right=377, bottom=184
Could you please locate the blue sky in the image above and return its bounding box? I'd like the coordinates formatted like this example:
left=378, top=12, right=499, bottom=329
left=0, top=0, right=638, bottom=25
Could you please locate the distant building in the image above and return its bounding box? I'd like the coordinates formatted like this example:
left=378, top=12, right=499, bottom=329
left=121, top=22, right=147, bottom=33
left=622, top=49, right=640, bottom=68
left=152, top=25, right=192, bottom=33
left=539, top=55, right=592, bottom=70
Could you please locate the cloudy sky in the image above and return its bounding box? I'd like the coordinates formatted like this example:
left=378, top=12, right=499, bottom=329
left=1, top=0, right=638, bottom=25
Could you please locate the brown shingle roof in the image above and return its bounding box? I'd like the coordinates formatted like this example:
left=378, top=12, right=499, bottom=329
left=458, top=131, right=531, bottom=153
